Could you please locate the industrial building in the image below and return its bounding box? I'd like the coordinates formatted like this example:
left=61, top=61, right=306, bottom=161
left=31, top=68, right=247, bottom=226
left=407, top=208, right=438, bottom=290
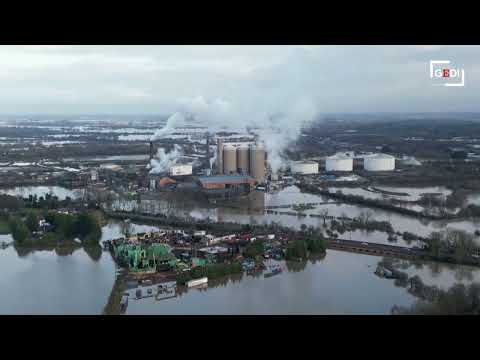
left=363, top=153, right=395, bottom=171
left=169, top=164, right=192, bottom=176
left=325, top=153, right=354, bottom=172
left=290, top=161, right=319, bottom=174
left=197, top=174, right=256, bottom=198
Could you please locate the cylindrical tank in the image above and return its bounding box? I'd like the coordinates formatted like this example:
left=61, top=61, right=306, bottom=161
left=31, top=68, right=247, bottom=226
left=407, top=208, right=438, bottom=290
left=217, top=138, right=224, bottom=174
left=363, top=153, right=395, bottom=171
left=237, top=144, right=250, bottom=174
left=325, top=154, right=353, bottom=172
left=249, top=143, right=266, bottom=182
left=223, top=144, right=237, bottom=175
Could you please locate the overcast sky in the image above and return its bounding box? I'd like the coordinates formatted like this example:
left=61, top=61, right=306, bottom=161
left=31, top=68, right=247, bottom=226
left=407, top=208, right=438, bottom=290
left=0, top=45, right=478, bottom=115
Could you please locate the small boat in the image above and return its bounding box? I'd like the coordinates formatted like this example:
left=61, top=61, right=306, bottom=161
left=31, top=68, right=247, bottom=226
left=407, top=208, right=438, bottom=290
left=264, top=265, right=283, bottom=278
left=120, top=294, right=129, bottom=313
left=187, top=277, right=208, bottom=288
left=147, top=288, right=153, bottom=295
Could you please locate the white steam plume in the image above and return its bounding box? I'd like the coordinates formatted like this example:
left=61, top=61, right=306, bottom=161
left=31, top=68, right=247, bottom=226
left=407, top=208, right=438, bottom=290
left=150, top=112, right=185, bottom=141
left=150, top=49, right=323, bottom=175
left=167, top=95, right=318, bottom=175
left=149, top=145, right=183, bottom=174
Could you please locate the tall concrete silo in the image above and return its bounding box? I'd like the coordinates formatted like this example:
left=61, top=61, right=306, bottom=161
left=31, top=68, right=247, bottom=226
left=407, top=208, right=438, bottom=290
left=217, top=138, right=224, bottom=174
left=223, top=144, right=237, bottom=175
left=237, top=144, right=250, bottom=174
left=249, top=143, right=266, bottom=182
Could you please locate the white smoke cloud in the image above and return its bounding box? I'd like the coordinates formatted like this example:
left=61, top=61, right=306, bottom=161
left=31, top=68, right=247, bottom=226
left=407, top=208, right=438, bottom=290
left=150, top=112, right=185, bottom=141
left=149, top=145, right=183, bottom=174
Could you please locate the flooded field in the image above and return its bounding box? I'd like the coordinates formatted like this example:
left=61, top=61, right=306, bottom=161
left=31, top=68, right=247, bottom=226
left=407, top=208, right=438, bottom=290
left=1, top=217, right=480, bottom=314
left=63, top=155, right=149, bottom=162
left=108, top=186, right=480, bottom=245
left=1, top=181, right=479, bottom=314
left=327, top=186, right=452, bottom=202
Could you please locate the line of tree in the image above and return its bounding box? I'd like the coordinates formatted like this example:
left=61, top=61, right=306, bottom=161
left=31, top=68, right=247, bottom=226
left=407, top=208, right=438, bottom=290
left=423, top=228, right=479, bottom=264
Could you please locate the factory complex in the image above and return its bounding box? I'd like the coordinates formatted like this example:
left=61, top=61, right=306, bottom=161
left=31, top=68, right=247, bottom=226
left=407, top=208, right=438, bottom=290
left=142, top=126, right=401, bottom=199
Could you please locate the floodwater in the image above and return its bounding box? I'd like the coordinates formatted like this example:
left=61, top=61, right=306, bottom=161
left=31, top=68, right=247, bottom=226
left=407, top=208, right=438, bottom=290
left=0, top=245, right=115, bottom=315
left=0, top=220, right=162, bottom=315
left=0, top=186, right=84, bottom=200
left=466, top=193, right=480, bottom=206
left=328, top=186, right=452, bottom=202
left=108, top=186, right=480, bottom=245
left=125, top=250, right=480, bottom=315
left=1, top=218, right=480, bottom=314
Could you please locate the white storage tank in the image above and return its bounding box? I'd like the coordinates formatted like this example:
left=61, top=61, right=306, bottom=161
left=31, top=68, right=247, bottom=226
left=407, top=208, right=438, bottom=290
left=290, top=161, right=319, bottom=174
left=363, top=153, right=395, bottom=171
left=325, top=153, right=353, bottom=172
left=223, top=144, right=237, bottom=175
left=169, top=164, right=193, bottom=176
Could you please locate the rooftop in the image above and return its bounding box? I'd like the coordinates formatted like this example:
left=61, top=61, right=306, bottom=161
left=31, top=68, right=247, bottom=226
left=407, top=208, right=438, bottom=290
left=198, top=175, right=255, bottom=184
left=365, top=153, right=395, bottom=159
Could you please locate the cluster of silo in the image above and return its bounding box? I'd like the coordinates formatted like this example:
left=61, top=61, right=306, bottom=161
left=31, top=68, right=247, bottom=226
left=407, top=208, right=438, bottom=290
left=216, top=138, right=266, bottom=182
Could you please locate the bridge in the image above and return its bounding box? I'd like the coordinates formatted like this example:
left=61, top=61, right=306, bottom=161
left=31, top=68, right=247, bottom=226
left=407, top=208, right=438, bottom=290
left=325, top=238, right=425, bottom=259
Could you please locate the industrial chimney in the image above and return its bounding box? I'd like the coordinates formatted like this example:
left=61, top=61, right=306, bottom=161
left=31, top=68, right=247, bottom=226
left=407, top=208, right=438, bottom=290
left=149, top=141, right=154, bottom=160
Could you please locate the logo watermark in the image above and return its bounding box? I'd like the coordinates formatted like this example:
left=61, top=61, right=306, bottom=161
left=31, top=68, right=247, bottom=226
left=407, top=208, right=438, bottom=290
left=430, top=60, right=465, bottom=87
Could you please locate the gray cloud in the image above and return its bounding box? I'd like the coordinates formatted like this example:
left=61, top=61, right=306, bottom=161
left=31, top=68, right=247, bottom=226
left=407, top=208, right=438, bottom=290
left=0, top=45, right=478, bottom=114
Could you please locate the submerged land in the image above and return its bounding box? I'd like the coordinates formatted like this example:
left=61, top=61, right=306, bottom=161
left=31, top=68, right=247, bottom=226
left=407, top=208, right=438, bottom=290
left=1, top=113, right=480, bottom=315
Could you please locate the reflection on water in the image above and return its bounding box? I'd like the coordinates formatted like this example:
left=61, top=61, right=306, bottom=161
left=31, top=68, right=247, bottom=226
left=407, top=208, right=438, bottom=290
left=0, top=246, right=115, bottom=314
left=126, top=250, right=417, bottom=315
left=108, top=186, right=480, bottom=246
left=396, top=258, right=480, bottom=290
left=100, top=221, right=163, bottom=242
left=126, top=249, right=480, bottom=315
